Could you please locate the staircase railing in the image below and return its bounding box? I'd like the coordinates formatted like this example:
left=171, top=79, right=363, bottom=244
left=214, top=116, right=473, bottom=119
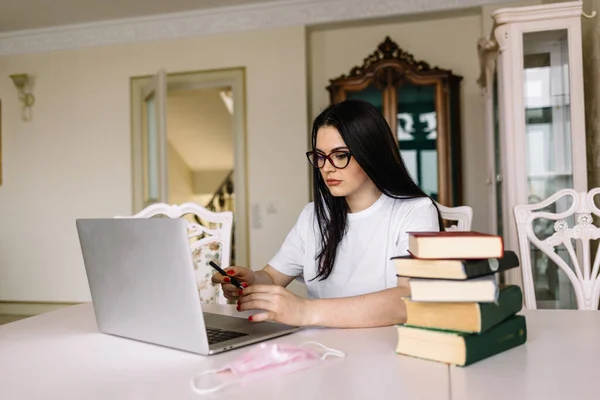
left=195, top=170, right=235, bottom=264
left=205, top=170, right=234, bottom=212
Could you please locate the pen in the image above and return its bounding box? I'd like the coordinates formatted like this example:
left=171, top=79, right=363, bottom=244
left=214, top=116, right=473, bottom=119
left=209, top=261, right=244, bottom=290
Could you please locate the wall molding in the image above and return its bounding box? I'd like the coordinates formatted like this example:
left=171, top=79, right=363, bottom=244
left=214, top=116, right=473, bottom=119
left=0, top=0, right=511, bottom=55
left=0, top=301, right=80, bottom=316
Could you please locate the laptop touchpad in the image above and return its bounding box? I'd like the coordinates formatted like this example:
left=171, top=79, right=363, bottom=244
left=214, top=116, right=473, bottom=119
left=204, top=312, right=296, bottom=334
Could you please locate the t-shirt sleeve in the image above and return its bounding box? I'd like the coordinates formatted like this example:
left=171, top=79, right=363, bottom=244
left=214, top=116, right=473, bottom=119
left=267, top=203, right=314, bottom=277
left=394, top=198, right=440, bottom=256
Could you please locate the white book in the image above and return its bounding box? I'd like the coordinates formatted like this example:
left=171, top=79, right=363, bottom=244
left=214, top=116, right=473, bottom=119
left=408, top=275, right=499, bottom=303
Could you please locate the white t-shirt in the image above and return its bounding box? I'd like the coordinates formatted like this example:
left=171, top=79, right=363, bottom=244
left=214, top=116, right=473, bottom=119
left=268, top=194, right=440, bottom=299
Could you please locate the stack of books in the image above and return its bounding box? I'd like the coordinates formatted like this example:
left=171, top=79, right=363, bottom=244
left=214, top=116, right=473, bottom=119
left=392, top=231, right=527, bottom=367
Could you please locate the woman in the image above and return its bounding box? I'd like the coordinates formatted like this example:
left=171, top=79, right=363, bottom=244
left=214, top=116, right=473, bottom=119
left=212, top=99, right=442, bottom=328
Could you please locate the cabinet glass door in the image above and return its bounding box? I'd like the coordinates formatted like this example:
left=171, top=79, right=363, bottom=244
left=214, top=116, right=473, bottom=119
left=346, top=84, right=384, bottom=114
left=522, top=29, right=576, bottom=309
left=396, top=83, right=438, bottom=200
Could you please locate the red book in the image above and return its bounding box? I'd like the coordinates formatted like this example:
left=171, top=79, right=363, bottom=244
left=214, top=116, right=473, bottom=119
left=407, top=231, right=504, bottom=260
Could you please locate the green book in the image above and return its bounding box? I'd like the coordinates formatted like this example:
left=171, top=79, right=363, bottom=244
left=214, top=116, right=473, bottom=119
left=402, top=285, right=523, bottom=333
left=395, top=314, right=527, bottom=366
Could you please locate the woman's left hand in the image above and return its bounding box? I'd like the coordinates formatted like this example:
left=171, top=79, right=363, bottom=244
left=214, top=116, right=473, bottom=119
left=237, top=285, right=313, bottom=326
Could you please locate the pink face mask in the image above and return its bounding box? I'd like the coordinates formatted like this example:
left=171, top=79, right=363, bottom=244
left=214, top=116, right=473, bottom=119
left=190, top=341, right=346, bottom=394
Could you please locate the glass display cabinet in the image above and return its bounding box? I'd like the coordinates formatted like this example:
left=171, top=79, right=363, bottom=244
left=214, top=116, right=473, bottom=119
left=327, top=37, right=464, bottom=207
left=480, top=1, right=588, bottom=308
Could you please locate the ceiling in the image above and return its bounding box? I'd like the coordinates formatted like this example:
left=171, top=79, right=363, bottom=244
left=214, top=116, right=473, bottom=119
left=0, top=0, right=505, bottom=55
left=0, top=0, right=283, bottom=32
left=167, top=87, right=234, bottom=171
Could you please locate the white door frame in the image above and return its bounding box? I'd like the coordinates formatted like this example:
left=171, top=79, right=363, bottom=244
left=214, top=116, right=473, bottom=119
left=130, top=67, right=249, bottom=267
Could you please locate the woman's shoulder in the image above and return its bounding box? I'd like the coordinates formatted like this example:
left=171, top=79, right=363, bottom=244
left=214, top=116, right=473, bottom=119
left=296, top=202, right=316, bottom=223
left=387, top=196, right=439, bottom=233
left=387, top=195, right=436, bottom=211
left=290, top=202, right=318, bottom=237
left=300, top=201, right=315, bottom=215
left=387, top=196, right=438, bottom=223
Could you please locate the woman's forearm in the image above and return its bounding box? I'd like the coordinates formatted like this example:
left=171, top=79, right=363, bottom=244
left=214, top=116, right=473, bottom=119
left=305, top=286, right=409, bottom=328
left=253, top=270, right=275, bottom=285
left=256, top=265, right=296, bottom=287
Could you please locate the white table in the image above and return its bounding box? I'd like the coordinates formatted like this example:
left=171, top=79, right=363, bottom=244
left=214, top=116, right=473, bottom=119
left=450, top=309, right=600, bottom=400
left=1, top=305, right=599, bottom=400
left=0, top=303, right=449, bottom=400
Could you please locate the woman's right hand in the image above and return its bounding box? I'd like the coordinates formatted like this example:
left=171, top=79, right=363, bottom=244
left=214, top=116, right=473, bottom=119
left=211, top=266, right=255, bottom=300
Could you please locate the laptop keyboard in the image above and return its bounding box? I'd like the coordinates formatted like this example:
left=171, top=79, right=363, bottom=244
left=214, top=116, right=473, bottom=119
left=206, top=327, right=249, bottom=345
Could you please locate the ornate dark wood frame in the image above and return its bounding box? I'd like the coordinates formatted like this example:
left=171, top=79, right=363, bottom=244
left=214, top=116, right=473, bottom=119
left=326, top=36, right=464, bottom=206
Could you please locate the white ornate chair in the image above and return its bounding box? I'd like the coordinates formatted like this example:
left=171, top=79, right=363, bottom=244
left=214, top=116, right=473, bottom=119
left=116, top=202, right=233, bottom=305
left=435, top=202, right=473, bottom=231
left=514, top=188, right=600, bottom=310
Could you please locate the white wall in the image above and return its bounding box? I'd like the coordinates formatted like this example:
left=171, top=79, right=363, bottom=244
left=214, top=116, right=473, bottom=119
left=0, top=26, right=309, bottom=302
left=310, top=10, right=489, bottom=233
left=0, top=3, right=549, bottom=303
left=167, top=141, right=195, bottom=205
left=192, top=169, right=231, bottom=195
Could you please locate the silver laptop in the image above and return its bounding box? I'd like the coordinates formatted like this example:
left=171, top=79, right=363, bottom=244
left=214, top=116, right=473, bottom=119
left=76, top=218, right=298, bottom=355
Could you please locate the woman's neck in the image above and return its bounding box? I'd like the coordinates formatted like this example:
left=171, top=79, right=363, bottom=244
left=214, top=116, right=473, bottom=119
left=346, top=184, right=382, bottom=213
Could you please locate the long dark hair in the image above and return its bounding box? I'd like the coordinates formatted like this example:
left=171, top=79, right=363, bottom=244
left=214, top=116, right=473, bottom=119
left=311, top=99, right=443, bottom=281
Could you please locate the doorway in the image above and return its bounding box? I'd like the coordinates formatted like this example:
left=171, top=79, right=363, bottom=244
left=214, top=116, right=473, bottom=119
left=130, top=68, right=248, bottom=267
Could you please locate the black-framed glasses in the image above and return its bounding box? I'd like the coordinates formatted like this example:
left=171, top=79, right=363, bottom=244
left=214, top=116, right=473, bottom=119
left=306, top=150, right=353, bottom=169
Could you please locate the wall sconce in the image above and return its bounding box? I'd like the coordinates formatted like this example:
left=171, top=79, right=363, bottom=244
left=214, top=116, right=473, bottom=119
left=10, top=74, right=35, bottom=121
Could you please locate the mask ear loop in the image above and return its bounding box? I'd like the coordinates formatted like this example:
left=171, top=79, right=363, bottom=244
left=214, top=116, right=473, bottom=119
left=299, top=341, right=347, bottom=359
left=190, top=369, right=238, bottom=395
